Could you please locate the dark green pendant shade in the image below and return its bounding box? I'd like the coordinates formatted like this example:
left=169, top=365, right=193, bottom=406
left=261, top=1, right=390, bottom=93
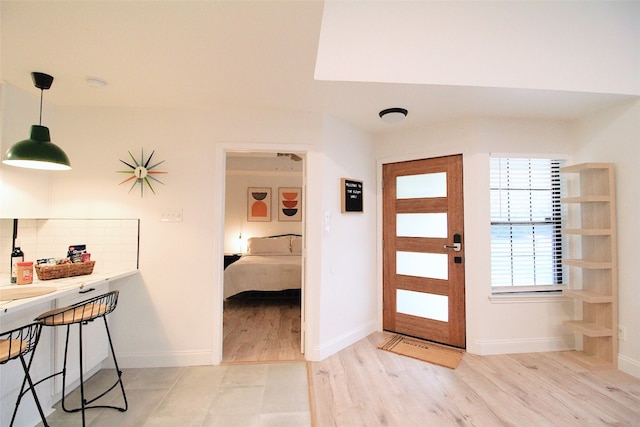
left=2, top=124, right=71, bottom=170
left=2, top=71, right=71, bottom=171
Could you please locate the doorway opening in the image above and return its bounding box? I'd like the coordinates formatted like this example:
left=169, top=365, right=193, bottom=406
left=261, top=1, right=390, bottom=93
left=222, top=151, right=306, bottom=362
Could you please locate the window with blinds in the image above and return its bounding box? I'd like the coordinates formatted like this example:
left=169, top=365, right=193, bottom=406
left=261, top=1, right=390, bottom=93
left=490, top=157, right=564, bottom=292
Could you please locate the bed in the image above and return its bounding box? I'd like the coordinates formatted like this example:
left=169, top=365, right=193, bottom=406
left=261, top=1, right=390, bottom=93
left=224, top=234, right=302, bottom=299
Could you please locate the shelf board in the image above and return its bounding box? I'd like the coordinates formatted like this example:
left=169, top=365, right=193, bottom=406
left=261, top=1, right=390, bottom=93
left=562, top=259, right=612, bottom=269
left=563, top=320, right=613, bottom=337
left=560, top=163, right=612, bottom=173
left=563, top=289, right=613, bottom=303
left=561, top=196, right=611, bottom=203
left=561, top=228, right=612, bottom=235
left=562, top=350, right=615, bottom=370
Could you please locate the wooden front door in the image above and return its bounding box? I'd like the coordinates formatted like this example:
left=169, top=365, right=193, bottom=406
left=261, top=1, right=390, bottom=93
left=383, top=154, right=466, bottom=348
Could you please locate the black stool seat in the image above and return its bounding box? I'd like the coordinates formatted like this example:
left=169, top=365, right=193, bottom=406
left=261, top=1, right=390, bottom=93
left=0, top=322, right=49, bottom=426
left=35, top=290, right=127, bottom=426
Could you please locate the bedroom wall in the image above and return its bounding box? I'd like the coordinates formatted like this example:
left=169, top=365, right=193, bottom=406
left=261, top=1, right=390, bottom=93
left=570, top=99, right=640, bottom=378
left=224, top=163, right=303, bottom=254
left=375, top=117, right=576, bottom=356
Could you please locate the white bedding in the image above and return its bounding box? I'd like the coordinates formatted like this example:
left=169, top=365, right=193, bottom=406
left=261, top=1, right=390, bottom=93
left=224, top=254, right=302, bottom=299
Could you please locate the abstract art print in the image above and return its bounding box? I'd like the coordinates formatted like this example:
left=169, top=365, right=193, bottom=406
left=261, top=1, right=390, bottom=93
left=247, top=187, right=271, bottom=222
left=278, top=187, right=302, bottom=221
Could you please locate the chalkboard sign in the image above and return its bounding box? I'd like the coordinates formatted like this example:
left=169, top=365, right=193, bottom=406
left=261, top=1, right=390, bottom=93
left=341, top=178, right=363, bottom=213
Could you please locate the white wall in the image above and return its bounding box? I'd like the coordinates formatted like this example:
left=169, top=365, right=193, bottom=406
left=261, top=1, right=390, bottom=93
left=36, top=102, right=322, bottom=367
left=224, top=168, right=302, bottom=253
left=305, top=114, right=378, bottom=360
left=376, top=117, right=576, bottom=356
left=570, top=99, right=640, bottom=378
left=1, top=83, right=384, bottom=367
left=316, top=1, right=640, bottom=95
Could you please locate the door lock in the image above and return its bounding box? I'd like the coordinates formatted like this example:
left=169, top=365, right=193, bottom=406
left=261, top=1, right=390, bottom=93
left=444, top=233, right=462, bottom=252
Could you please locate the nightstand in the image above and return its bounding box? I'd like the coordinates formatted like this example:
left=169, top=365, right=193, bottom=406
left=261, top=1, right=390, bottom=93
left=224, top=254, right=242, bottom=269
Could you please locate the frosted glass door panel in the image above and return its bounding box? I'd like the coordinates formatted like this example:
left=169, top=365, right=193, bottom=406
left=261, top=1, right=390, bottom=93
left=396, top=251, right=448, bottom=280
left=397, top=172, right=447, bottom=199
left=397, top=213, right=447, bottom=238
left=397, top=289, right=449, bottom=322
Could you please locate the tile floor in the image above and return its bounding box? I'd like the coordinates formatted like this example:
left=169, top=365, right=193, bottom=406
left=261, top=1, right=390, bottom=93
left=39, top=362, right=311, bottom=427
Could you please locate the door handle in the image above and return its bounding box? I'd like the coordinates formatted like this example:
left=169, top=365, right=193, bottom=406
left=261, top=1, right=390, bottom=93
left=444, top=234, right=462, bottom=252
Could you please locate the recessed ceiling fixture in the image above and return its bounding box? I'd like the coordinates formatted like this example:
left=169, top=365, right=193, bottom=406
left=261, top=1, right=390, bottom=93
left=86, top=76, right=107, bottom=88
left=379, top=107, right=408, bottom=124
left=2, top=72, right=71, bottom=170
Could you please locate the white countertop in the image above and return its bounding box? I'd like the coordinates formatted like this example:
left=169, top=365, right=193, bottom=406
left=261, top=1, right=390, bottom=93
left=0, top=269, right=139, bottom=316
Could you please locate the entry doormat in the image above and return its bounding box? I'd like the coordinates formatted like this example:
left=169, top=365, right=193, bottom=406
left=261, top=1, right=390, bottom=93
left=378, top=334, right=464, bottom=369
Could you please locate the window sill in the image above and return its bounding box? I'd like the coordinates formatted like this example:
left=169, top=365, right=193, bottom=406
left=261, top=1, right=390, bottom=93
left=489, top=291, right=568, bottom=304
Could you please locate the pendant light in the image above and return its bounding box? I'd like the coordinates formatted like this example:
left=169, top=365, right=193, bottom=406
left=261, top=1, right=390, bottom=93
left=2, top=72, right=71, bottom=170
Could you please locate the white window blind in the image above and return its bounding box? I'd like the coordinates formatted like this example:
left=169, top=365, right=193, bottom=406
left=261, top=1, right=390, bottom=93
left=490, top=157, right=564, bottom=292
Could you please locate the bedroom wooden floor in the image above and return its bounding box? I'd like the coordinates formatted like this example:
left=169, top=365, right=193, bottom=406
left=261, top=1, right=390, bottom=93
left=223, top=290, right=304, bottom=363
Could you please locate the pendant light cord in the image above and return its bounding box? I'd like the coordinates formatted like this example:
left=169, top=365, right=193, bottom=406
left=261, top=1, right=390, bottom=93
left=39, top=88, right=44, bottom=125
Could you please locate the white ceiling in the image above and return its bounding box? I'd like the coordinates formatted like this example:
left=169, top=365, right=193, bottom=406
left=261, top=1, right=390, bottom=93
left=1, top=1, right=635, bottom=135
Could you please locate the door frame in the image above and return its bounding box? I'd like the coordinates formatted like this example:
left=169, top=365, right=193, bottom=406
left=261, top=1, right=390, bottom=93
left=213, top=142, right=310, bottom=364
left=376, top=152, right=469, bottom=343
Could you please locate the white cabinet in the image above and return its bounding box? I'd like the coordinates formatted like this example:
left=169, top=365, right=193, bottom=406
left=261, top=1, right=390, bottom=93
left=561, top=163, right=617, bottom=370
left=52, top=283, right=109, bottom=395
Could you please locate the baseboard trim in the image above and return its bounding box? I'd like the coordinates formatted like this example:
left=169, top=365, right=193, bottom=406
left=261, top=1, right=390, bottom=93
left=618, top=353, right=640, bottom=379
left=109, top=350, right=215, bottom=369
left=306, top=320, right=377, bottom=361
left=472, top=336, right=575, bottom=355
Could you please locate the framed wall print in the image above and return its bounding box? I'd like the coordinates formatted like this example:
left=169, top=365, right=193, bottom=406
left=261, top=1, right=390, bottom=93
left=341, top=178, right=363, bottom=213
left=278, top=187, right=302, bottom=221
left=248, top=187, right=271, bottom=222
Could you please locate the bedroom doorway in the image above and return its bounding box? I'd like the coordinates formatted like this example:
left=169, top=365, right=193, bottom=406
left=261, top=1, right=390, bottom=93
left=222, top=151, right=305, bottom=362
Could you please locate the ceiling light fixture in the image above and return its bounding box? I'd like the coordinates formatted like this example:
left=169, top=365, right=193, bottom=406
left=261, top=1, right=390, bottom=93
left=86, top=76, right=107, bottom=88
left=379, top=107, right=408, bottom=124
left=2, top=72, right=71, bottom=171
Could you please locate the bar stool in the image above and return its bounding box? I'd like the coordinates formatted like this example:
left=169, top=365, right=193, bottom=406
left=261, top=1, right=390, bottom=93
left=35, top=290, right=128, bottom=426
left=0, top=322, right=49, bottom=427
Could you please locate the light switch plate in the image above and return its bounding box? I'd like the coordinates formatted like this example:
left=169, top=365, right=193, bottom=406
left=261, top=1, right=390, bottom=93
left=160, top=209, right=183, bottom=222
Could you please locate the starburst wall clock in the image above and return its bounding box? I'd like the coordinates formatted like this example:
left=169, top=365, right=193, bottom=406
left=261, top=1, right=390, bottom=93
left=117, top=149, right=167, bottom=197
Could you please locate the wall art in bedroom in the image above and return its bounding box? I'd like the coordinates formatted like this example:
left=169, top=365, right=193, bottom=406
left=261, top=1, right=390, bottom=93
left=278, top=187, right=302, bottom=222
left=247, top=187, right=272, bottom=222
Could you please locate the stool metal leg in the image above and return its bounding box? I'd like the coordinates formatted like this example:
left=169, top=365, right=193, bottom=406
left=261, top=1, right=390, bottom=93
left=35, top=290, right=127, bottom=426
left=59, top=319, right=128, bottom=425
left=11, top=353, right=50, bottom=427
left=101, top=316, right=128, bottom=412
left=4, top=323, right=49, bottom=427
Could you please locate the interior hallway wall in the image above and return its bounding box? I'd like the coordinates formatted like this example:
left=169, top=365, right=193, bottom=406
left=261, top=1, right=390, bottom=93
left=304, top=114, right=378, bottom=360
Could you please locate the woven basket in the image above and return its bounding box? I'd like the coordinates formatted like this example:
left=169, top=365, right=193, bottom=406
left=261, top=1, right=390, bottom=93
left=35, top=261, right=96, bottom=281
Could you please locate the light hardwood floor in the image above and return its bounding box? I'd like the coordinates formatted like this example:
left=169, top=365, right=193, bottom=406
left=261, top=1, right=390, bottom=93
left=223, top=290, right=304, bottom=363
left=38, top=325, right=640, bottom=426
left=309, top=332, right=640, bottom=427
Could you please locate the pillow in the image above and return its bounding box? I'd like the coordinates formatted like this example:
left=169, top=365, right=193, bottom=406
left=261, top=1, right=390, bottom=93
left=247, top=236, right=291, bottom=255
left=291, top=235, right=303, bottom=254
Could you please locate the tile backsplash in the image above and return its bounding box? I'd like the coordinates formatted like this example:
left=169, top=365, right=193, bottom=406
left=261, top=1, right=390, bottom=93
left=1, top=218, right=139, bottom=278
